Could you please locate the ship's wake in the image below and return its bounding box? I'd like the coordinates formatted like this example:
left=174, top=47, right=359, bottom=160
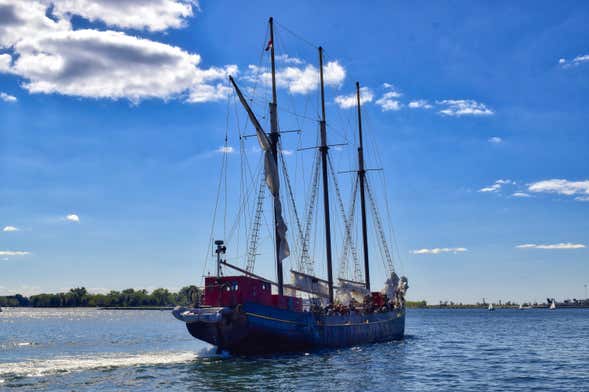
left=0, top=351, right=197, bottom=379
left=195, top=345, right=231, bottom=360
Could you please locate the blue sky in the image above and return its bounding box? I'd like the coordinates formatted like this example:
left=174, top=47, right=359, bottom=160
left=1, top=0, right=588, bottom=304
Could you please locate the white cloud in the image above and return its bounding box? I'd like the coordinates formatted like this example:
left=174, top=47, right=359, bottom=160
left=528, top=179, right=589, bottom=199
left=0, top=250, right=30, bottom=256
left=187, top=81, right=233, bottom=103
left=0, top=92, right=17, bottom=102
left=375, top=83, right=402, bottom=111
left=0, top=54, right=11, bottom=71
left=488, top=136, right=502, bottom=144
left=480, top=185, right=500, bottom=192
left=2, top=226, right=19, bottom=232
left=516, top=243, right=585, bottom=250
left=408, top=100, right=432, bottom=109
left=479, top=179, right=513, bottom=193
left=247, top=61, right=345, bottom=95
left=381, top=84, right=401, bottom=97
left=512, top=192, right=531, bottom=198
left=48, top=0, right=198, bottom=32
left=8, top=29, right=231, bottom=102
left=216, top=146, right=234, bottom=153
left=559, top=54, right=589, bottom=68
left=322, top=61, right=346, bottom=86
left=411, top=247, right=467, bottom=255
left=275, top=54, right=304, bottom=65
left=375, top=92, right=402, bottom=111
left=437, top=99, right=494, bottom=117
left=0, top=1, right=71, bottom=48
left=0, top=0, right=236, bottom=103
left=66, top=214, right=80, bottom=222
left=334, top=86, right=373, bottom=109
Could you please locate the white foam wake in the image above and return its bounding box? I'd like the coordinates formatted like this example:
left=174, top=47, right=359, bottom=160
left=0, top=351, right=196, bottom=378
left=195, top=345, right=231, bottom=359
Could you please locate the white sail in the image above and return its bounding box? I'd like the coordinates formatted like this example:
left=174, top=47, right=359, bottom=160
left=336, top=280, right=369, bottom=306
left=290, top=270, right=330, bottom=298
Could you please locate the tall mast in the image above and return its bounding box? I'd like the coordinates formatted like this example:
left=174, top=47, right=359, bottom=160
left=268, top=17, right=284, bottom=296
left=356, top=82, right=371, bottom=291
left=318, top=46, right=334, bottom=304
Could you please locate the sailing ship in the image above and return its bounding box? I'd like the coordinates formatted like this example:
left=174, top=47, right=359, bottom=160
left=173, top=17, right=408, bottom=354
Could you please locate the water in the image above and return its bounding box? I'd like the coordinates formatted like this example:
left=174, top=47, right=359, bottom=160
left=1, top=308, right=587, bottom=391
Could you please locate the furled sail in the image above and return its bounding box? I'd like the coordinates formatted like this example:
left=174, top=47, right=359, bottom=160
left=290, top=270, right=330, bottom=298
left=257, top=128, right=290, bottom=262
left=229, top=76, right=290, bottom=262
left=336, top=279, right=369, bottom=306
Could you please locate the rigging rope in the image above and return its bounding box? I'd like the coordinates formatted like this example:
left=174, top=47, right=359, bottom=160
left=300, top=149, right=321, bottom=274
left=279, top=140, right=306, bottom=270
left=245, top=171, right=266, bottom=272
left=365, top=176, right=395, bottom=275
left=275, top=21, right=317, bottom=49
left=327, top=156, right=361, bottom=282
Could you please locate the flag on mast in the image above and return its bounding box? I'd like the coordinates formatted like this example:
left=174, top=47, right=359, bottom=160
left=265, top=39, right=273, bottom=51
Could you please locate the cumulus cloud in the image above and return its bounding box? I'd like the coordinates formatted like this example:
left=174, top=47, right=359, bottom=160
left=437, top=99, right=494, bottom=117
left=2, top=226, right=19, bottom=232
left=48, top=0, right=198, bottom=32
left=187, top=79, right=234, bottom=103
left=528, top=179, right=589, bottom=200
left=479, top=179, right=513, bottom=193
left=0, top=1, right=71, bottom=48
left=411, top=247, right=467, bottom=255
left=65, top=214, right=80, bottom=222
left=334, top=86, right=373, bottom=109
left=559, top=54, right=589, bottom=68
left=488, top=136, right=502, bottom=144
left=0, top=250, right=30, bottom=256
left=10, top=29, right=234, bottom=102
left=247, top=60, right=345, bottom=95
left=516, top=243, right=585, bottom=250
left=0, top=92, right=17, bottom=102
left=0, top=0, right=235, bottom=103
left=408, top=99, right=432, bottom=109
left=374, top=83, right=402, bottom=111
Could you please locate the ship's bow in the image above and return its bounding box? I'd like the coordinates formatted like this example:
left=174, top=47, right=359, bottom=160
left=173, top=306, right=248, bottom=350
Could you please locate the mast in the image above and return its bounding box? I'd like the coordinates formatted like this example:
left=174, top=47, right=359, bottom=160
left=318, top=46, right=334, bottom=304
left=356, top=82, right=371, bottom=291
left=268, top=17, right=284, bottom=296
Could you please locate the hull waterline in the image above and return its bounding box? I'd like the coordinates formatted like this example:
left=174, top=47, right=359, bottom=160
left=174, top=303, right=405, bottom=354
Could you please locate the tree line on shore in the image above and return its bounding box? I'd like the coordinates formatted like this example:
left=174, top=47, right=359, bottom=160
left=0, top=287, right=200, bottom=308
left=0, top=287, right=429, bottom=308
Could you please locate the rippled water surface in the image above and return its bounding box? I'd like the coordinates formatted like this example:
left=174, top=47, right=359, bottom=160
left=1, top=307, right=588, bottom=391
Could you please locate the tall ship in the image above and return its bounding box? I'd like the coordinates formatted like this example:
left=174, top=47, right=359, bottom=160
left=173, top=17, right=408, bottom=354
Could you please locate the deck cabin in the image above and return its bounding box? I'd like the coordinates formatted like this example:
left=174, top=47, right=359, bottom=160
left=203, top=275, right=303, bottom=312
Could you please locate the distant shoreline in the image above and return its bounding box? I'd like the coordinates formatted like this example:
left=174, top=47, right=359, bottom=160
left=2, top=288, right=588, bottom=309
